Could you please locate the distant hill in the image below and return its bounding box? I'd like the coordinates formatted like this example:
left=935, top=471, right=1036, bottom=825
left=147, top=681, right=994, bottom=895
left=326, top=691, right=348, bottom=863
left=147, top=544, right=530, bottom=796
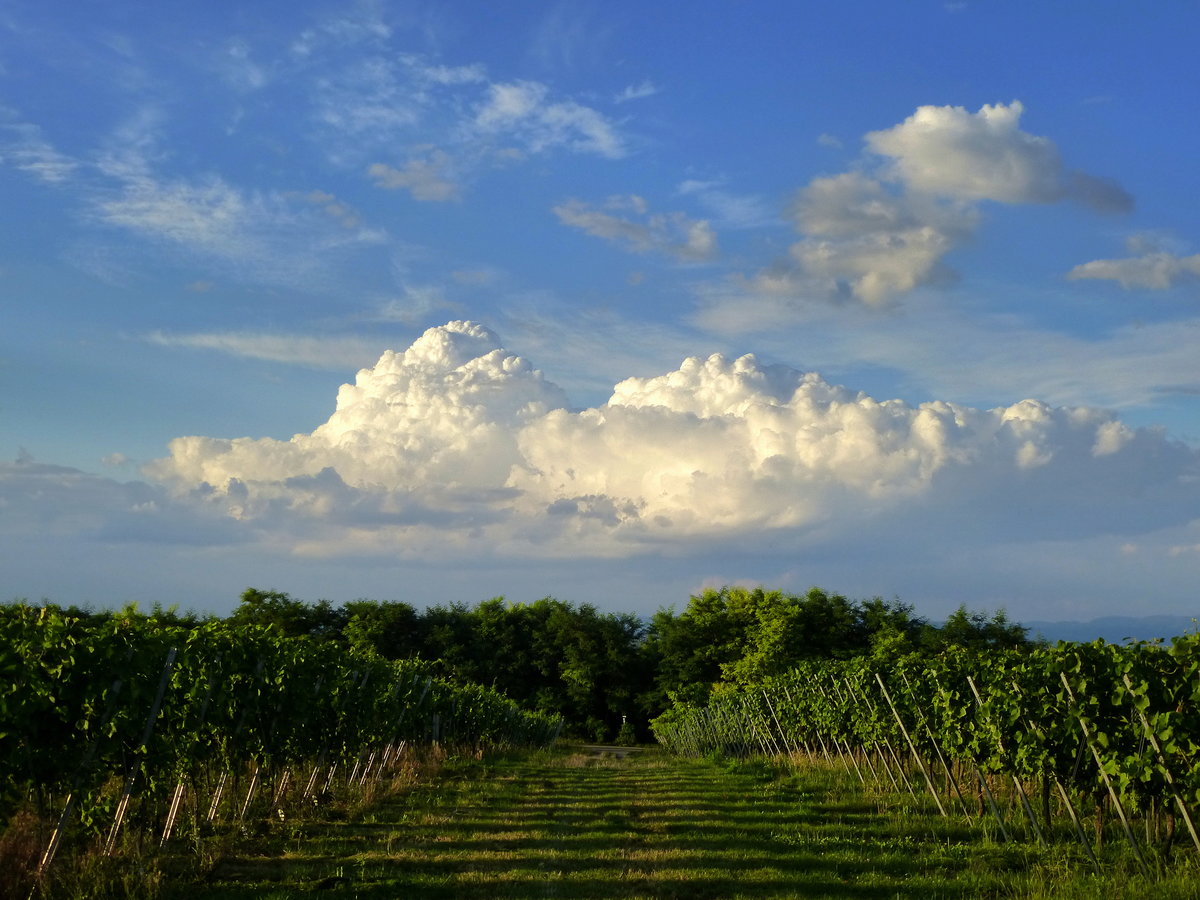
left=1022, top=614, right=1198, bottom=644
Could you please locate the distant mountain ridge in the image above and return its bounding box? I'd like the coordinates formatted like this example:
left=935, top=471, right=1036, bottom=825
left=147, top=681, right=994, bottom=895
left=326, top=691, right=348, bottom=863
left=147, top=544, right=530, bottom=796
left=1022, top=614, right=1198, bottom=644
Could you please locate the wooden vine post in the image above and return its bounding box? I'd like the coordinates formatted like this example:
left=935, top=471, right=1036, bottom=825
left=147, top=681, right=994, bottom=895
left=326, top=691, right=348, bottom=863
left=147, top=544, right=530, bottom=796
left=1007, top=679, right=1100, bottom=875
left=1121, top=672, right=1200, bottom=854
left=899, top=670, right=971, bottom=819
left=103, top=647, right=178, bottom=855
left=965, top=675, right=1046, bottom=847
left=1058, top=671, right=1150, bottom=876
left=874, top=672, right=947, bottom=816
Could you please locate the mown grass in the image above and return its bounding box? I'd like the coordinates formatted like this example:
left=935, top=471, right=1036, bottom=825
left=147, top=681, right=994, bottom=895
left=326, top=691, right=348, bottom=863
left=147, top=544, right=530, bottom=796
left=141, top=746, right=1199, bottom=900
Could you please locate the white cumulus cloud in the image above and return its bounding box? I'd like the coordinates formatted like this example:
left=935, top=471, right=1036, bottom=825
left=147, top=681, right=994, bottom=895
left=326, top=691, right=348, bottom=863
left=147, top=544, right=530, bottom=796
left=149, top=322, right=569, bottom=513
left=789, top=172, right=976, bottom=305
left=866, top=101, right=1131, bottom=212
left=147, top=322, right=1200, bottom=558
left=753, top=101, right=1134, bottom=308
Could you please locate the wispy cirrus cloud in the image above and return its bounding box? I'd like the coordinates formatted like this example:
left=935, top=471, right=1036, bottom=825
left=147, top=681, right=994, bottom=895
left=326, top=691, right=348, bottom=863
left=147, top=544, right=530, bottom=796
left=351, top=71, right=627, bottom=199
left=614, top=80, right=659, bottom=104
left=375, top=283, right=457, bottom=324
left=677, top=179, right=776, bottom=229
left=2, top=98, right=391, bottom=293
left=214, top=37, right=270, bottom=92
left=498, top=303, right=718, bottom=402
left=473, top=80, right=625, bottom=159
left=691, top=278, right=1200, bottom=412
left=1069, top=235, right=1200, bottom=290
left=8, top=6, right=631, bottom=220
left=0, top=115, right=79, bottom=183
left=78, top=106, right=388, bottom=288
left=1070, top=252, right=1200, bottom=290
left=144, top=330, right=384, bottom=369
left=309, top=57, right=428, bottom=155
left=1, top=99, right=87, bottom=185
left=91, top=169, right=387, bottom=288
left=306, top=52, right=487, bottom=145
left=528, top=2, right=613, bottom=72
left=368, top=149, right=460, bottom=202
left=285, top=6, right=627, bottom=167
left=292, top=189, right=363, bottom=228
left=296, top=33, right=627, bottom=194
left=289, top=3, right=393, bottom=58
left=553, top=194, right=717, bottom=261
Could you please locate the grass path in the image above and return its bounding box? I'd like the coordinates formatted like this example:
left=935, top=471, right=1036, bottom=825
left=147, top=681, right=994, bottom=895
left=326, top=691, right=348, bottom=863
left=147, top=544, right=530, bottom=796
left=168, top=746, right=1188, bottom=899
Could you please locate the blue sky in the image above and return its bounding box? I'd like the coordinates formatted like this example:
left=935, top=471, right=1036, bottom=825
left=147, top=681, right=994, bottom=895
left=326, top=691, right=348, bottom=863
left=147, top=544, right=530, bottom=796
left=4, top=0, right=1199, bottom=622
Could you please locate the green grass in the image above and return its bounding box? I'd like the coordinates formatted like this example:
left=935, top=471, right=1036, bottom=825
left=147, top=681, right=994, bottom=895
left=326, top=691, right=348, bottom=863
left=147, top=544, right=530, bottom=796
left=120, top=748, right=1200, bottom=899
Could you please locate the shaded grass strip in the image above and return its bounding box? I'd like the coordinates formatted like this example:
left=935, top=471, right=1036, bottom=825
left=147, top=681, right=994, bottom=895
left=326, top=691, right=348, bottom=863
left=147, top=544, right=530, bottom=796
left=167, top=748, right=1200, bottom=900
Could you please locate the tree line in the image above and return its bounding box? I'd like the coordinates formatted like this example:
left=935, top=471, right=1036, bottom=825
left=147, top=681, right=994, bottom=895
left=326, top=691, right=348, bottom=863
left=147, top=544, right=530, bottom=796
left=48, top=586, right=1029, bottom=743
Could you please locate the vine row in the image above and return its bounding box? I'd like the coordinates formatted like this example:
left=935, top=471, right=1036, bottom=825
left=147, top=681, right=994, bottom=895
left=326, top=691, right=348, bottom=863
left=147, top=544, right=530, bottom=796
left=0, top=604, right=561, bottom=880
left=651, top=636, right=1200, bottom=874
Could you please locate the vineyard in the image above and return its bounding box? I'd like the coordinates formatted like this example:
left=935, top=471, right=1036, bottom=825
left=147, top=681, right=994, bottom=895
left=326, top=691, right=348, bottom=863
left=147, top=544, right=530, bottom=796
left=0, top=604, right=560, bottom=897
left=651, top=636, right=1200, bottom=876
left=6, top=589, right=1200, bottom=896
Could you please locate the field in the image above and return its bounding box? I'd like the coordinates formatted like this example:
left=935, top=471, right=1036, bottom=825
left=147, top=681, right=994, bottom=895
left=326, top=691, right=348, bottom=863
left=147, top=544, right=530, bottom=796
left=119, top=746, right=1199, bottom=900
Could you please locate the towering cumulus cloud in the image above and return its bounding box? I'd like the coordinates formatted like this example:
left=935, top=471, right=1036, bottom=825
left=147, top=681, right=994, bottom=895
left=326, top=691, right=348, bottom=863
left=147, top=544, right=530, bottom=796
left=150, top=322, right=568, bottom=533
left=149, top=322, right=1198, bottom=556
